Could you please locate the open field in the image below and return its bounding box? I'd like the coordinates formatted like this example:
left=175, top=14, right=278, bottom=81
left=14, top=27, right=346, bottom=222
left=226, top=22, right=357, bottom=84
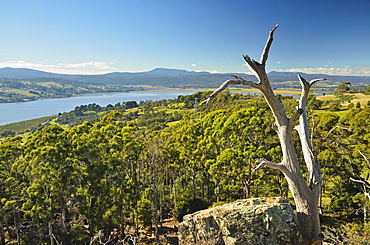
left=228, top=88, right=303, bottom=95
left=36, top=81, right=63, bottom=87
left=0, top=115, right=57, bottom=136
left=316, top=92, right=370, bottom=107
left=0, top=88, right=34, bottom=96
left=313, top=109, right=349, bottom=117
left=134, top=87, right=305, bottom=96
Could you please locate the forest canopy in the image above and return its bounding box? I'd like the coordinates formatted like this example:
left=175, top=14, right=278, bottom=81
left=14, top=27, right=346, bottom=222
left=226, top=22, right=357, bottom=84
left=0, top=91, right=370, bottom=244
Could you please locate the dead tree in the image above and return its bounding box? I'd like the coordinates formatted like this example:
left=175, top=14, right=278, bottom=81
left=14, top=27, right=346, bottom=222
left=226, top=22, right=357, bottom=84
left=201, top=25, right=325, bottom=245
left=350, top=151, right=370, bottom=222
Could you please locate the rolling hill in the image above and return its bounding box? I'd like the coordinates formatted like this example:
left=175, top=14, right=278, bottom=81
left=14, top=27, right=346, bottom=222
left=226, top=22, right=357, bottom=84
left=0, top=67, right=369, bottom=90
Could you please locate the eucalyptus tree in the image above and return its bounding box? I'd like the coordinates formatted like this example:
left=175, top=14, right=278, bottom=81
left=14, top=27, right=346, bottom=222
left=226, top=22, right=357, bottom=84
left=202, top=25, right=325, bottom=245
left=107, top=122, right=144, bottom=237
left=172, top=114, right=203, bottom=200
left=0, top=137, right=24, bottom=245
left=68, top=111, right=142, bottom=236
left=198, top=106, right=280, bottom=202
left=339, top=108, right=370, bottom=217
left=140, top=131, right=175, bottom=240
left=13, top=125, right=78, bottom=243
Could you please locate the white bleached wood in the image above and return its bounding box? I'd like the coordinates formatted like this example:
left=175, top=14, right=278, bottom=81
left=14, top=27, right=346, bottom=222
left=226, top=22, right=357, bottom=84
left=201, top=25, right=324, bottom=245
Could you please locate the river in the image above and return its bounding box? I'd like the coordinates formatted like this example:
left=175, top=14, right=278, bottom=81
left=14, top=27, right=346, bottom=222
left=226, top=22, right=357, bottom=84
left=0, top=90, right=331, bottom=126
left=0, top=90, right=196, bottom=126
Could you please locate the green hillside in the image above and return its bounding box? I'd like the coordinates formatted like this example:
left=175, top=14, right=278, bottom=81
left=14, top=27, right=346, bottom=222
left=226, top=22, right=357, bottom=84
left=0, top=91, right=370, bottom=244
left=0, top=77, right=147, bottom=103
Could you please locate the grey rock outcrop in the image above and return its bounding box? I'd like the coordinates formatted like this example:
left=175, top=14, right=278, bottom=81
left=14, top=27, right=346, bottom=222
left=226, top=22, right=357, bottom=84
left=178, top=198, right=304, bottom=245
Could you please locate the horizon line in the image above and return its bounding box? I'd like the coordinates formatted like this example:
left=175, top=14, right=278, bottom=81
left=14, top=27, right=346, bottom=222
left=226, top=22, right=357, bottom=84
left=1, top=66, right=370, bottom=77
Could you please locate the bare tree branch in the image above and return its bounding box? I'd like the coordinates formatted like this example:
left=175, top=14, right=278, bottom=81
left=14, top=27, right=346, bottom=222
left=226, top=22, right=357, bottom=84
left=295, top=74, right=326, bottom=192
left=254, top=158, right=286, bottom=172
left=199, top=25, right=325, bottom=243
left=350, top=177, right=370, bottom=189
left=50, top=233, right=62, bottom=245
left=243, top=55, right=261, bottom=79
left=297, top=74, right=326, bottom=112
left=298, top=74, right=326, bottom=89
left=309, top=78, right=325, bottom=86
left=202, top=25, right=286, bottom=124
left=260, top=24, right=279, bottom=65
left=298, top=74, right=308, bottom=85
left=359, top=150, right=370, bottom=168
left=323, top=126, right=349, bottom=140
left=200, top=77, right=259, bottom=105
left=289, top=108, right=304, bottom=128
left=231, top=75, right=261, bottom=89
left=242, top=24, right=278, bottom=84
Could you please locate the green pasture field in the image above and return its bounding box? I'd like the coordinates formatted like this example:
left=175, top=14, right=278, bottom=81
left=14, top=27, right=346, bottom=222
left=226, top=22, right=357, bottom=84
left=0, top=115, right=57, bottom=138
left=0, top=88, right=34, bottom=96
left=313, top=109, right=348, bottom=117
left=36, top=81, right=62, bottom=87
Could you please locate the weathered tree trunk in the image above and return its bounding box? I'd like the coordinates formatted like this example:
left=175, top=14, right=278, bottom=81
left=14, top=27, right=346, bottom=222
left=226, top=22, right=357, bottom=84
left=14, top=211, right=20, bottom=245
left=61, top=203, right=68, bottom=233
left=119, top=208, right=125, bottom=239
left=48, top=221, right=55, bottom=245
left=0, top=218, right=5, bottom=245
left=154, top=188, right=159, bottom=241
left=350, top=152, right=370, bottom=223
left=202, top=25, right=325, bottom=245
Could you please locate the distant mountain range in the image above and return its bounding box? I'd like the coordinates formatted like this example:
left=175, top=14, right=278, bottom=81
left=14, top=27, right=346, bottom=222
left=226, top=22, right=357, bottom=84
left=0, top=67, right=369, bottom=89
left=0, top=67, right=209, bottom=78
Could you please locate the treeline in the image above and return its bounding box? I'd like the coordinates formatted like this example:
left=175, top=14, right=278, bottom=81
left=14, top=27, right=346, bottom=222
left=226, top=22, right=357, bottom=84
left=0, top=91, right=370, bottom=244
left=0, top=78, right=145, bottom=103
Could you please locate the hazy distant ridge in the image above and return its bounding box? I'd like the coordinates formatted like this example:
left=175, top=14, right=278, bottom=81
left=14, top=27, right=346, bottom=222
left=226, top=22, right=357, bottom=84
left=0, top=67, right=369, bottom=89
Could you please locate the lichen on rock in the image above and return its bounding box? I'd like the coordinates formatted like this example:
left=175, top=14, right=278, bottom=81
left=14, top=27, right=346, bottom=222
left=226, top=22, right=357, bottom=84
left=178, top=197, right=304, bottom=245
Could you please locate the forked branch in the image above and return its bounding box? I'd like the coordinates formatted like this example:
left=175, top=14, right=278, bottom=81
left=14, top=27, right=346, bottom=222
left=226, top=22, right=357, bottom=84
left=243, top=24, right=278, bottom=82
left=201, top=25, right=279, bottom=106
left=298, top=74, right=326, bottom=89
left=297, top=74, right=326, bottom=113
left=295, top=74, right=326, bottom=187
left=199, top=24, right=326, bottom=244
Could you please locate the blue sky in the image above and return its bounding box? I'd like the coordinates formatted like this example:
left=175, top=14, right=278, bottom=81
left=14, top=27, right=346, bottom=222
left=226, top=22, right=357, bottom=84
left=1, top=0, right=369, bottom=76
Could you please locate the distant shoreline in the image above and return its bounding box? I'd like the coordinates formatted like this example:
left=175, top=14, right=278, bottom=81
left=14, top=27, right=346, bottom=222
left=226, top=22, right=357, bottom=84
left=0, top=87, right=321, bottom=104
left=131, top=87, right=310, bottom=95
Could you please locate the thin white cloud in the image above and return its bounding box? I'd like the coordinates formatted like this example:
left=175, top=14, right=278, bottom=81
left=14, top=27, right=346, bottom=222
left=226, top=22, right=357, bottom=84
left=279, top=67, right=370, bottom=76
left=202, top=70, right=220, bottom=74
left=2, top=61, right=369, bottom=76
left=0, top=61, right=115, bottom=75
left=57, top=61, right=114, bottom=70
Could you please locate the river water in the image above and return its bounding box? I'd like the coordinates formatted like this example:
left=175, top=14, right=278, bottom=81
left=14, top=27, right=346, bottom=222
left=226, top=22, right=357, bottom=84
left=0, top=90, right=196, bottom=126
left=0, top=90, right=331, bottom=126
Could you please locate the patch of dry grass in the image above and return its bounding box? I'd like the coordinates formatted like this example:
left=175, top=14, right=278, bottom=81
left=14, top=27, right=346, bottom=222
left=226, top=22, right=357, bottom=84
left=350, top=93, right=370, bottom=106
left=317, top=93, right=370, bottom=107
left=229, top=88, right=303, bottom=95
